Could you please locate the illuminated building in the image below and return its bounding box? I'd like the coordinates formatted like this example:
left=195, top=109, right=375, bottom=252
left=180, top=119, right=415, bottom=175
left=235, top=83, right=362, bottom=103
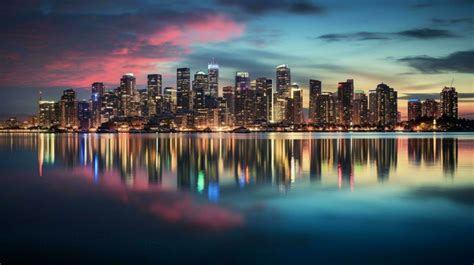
left=368, top=90, right=377, bottom=125
left=77, top=100, right=91, bottom=129
left=352, top=90, right=368, bottom=126
left=192, top=71, right=209, bottom=127
left=177, top=68, right=191, bottom=112
left=287, top=83, right=303, bottom=124
left=147, top=74, right=162, bottom=116
left=222, top=86, right=234, bottom=125
left=370, top=83, right=398, bottom=126
left=337, top=79, right=354, bottom=126
left=163, top=87, right=177, bottom=113
left=208, top=60, right=219, bottom=99
left=118, top=73, right=137, bottom=117
left=91, top=82, right=104, bottom=128
left=309, top=79, right=322, bottom=122
left=38, top=100, right=59, bottom=128
left=100, top=90, right=119, bottom=124
left=60, top=89, right=78, bottom=128
left=316, top=92, right=335, bottom=125
left=234, top=71, right=253, bottom=126
left=255, top=77, right=273, bottom=123
left=421, top=99, right=439, bottom=118
left=407, top=99, right=422, bottom=121
left=276, top=64, right=291, bottom=96
left=440, top=86, right=458, bottom=118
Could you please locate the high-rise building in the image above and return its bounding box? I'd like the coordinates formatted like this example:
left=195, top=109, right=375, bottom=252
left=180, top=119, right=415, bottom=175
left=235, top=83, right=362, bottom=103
left=147, top=74, right=162, bottom=116
left=60, top=89, right=78, bottom=128
left=119, top=73, right=137, bottom=117
left=38, top=100, right=59, bottom=128
left=422, top=99, right=439, bottom=118
left=192, top=71, right=209, bottom=127
left=77, top=100, right=91, bottom=129
left=163, top=87, right=177, bottom=113
left=316, top=92, right=335, bottom=125
left=288, top=83, right=303, bottom=124
left=222, top=86, right=234, bottom=125
left=309, top=79, right=322, bottom=122
left=352, top=90, right=368, bottom=126
left=372, top=83, right=398, bottom=126
left=276, top=64, right=291, bottom=96
left=440, top=86, right=458, bottom=118
left=255, top=77, right=272, bottom=122
left=208, top=60, right=219, bottom=99
left=91, top=82, right=104, bottom=128
left=407, top=99, right=422, bottom=121
left=337, top=79, right=354, bottom=126
left=368, top=90, right=377, bottom=125
left=234, top=72, right=253, bottom=126
left=177, top=68, right=191, bottom=112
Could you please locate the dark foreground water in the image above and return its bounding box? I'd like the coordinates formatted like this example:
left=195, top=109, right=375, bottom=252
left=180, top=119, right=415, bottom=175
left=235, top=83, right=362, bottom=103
left=0, top=132, right=472, bottom=265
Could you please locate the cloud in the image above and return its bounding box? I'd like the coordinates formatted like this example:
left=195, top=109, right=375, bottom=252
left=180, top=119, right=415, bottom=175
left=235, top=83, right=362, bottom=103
left=316, top=28, right=456, bottom=42
left=216, top=0, right=325, bottom=15
left=432, top=17, right=474, bottom=26
left=397, top=50, right=474, bottom=74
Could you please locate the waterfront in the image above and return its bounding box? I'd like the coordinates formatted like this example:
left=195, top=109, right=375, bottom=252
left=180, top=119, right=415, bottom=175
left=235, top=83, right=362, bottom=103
left=0, top=132, right=473, bottom=264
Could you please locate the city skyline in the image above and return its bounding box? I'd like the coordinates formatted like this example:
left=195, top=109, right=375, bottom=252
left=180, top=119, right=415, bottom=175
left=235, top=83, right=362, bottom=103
left=0, top=0, right=473, bottom=118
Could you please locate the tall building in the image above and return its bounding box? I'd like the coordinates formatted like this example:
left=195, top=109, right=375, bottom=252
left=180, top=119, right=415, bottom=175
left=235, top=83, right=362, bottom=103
left=60, top=89, right=78, bottom=128
left=337, top=79, right=354, bottom=126
left=422, top=99, right=439, bottom=118
left=234, top=72, right=253, bottom=126
left=276, top=64, right=291, bottom=96
left=77, top=100, right=91, bottom=129
left=163, top=87, right=177, bottom=113
left=91, top=82, right=104, bottom=128
left=309, top=79, right=322, bottom=122
left=407, top=99, right=422, bottom=121
left=222, top=86, right=234, bottom=123
left=440, top=86, right=458, bottom=118
left=118, top=73, right=137, bottom=117
left=288, top=83, right=303, bottom=124
left=372, top=83, right=398, bottom=126
left=316, top=92, right=335, bottom=125
left=368, top=90, right=377, bottom=125
left=38, top=100, right=59, bottom=128
left=147, top=74, right=162, bottom=116
left=255, top=77, right=272, bottom=122
left=352, top=90, right=368, bottom=126
left=208, top=60, right=219, bottom=99
left=177, top=68, right=191, bottom=112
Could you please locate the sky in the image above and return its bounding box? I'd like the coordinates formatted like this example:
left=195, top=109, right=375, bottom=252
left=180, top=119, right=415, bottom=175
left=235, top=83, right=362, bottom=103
left=0, top=0, right=473, bottom=119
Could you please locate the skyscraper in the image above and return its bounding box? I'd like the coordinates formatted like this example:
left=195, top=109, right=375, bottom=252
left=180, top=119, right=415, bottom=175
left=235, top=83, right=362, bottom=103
left=440, top=86, right=458, bottom=118
left=316, top=92, right=335, bottom=125
left=368, top=90, right=377, bottom=125
left=177, top=68, right=191, bottom=112
left=288, top=83, right=303, bottom=124
left=222, top=85, right=234, bottom=124
left=352, top=90, right=368, bottom=126
left=38, top=100, right=59, bottom=128
left=147, top=74, right=162, bottom=116
left=163, top=87, right=177, bottom=113
left=119, top=73, right=137, bottom=117
left=372, top=83, right=398, bottom=126
left=421, top=99, right=439, bottom=118
left=91, top=82, right=104, bottom=128
left=407, top=99, right=422, bottom=121
left=255, top=77, right=272, bottom=122
left=276, top=64, right=291, bottom=96
left=208, top=60, right=219, bottom=99
left=309, top=79, right=322, bottom=122
left=234, top=71, right=252, bottom=126
left=60, top=89, right=78, bottom=128
left=77, top=100, right=91, bottom=129
left=337, top=79, right=354, bottom=126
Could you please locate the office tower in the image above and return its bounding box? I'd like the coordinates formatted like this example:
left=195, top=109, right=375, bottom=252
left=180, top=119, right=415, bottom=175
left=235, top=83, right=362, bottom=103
left=234, top=71, right=253, bottom=126
left=118, top=73, right=137, bottom=117
left=38, top=100, right=59, bottom=128
left=255, top=77, right=273, bottom=122
left=91, top=82, right=104, bottom=128
left=407, top=99, right=422, bottom=121
left=372, top=83, right=398, bottom=126
left=100, top=90, right=119, bottom=124
left=177, top=68, right=191, bottom=112
left=276, top=64, right=291, bottom=96
left=147, top=74, right=162, bottom=116
left=217, top=97, right=229, bottom=126
left=265, top=78, right=273, bottom=122
left=337, top=79, right=354, bottom=126
left=138, top=89, right=150, bottom=117
left=440, top=86, right=458, bottom=118
left=422, top=99, right=439, bottom=118
left=352, top=90, right=368, bottom=126
left=77, top=100, right=91, bottom=129
left=368, top=90, right=377, bottom=125
left=222, top=86, right=234, bottom=125
left=288, top=83, right=303, bottom=124
left=60, top=89, right=78, bottom=128
left=273, top=95, right=287, bottom=123
left=309, top=79, right=322, bottom=122
left=208, top=60, right=219, bottom=98
left=163, top=87, right=177, bottom=113
left=316, top=92, right=335, bottom=125
left=192, top=71, right=209, bottom=127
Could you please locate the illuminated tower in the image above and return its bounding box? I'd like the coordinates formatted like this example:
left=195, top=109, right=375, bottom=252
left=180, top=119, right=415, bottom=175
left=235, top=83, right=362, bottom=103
left=337, top=79, right=354, bottom=126
left=91, top=82, right=104, bottom=128
left=309, top=79, right=322, bottom=122
left=177, top=68, right=191, bottom=112
left=60, top=89, right=78, bottom=128
left=234, top=71, right=252, bottom=126
left=440, top=86, right=458, bottom=118
left=352, top=90, right=368, bottom=126
left=276, top=64, right=291, bottom=96
left=208, top=60, right=219, bottom=99
left=147, top=74, right=162, bottom=116
left=407, top=99, right=422, bottom=121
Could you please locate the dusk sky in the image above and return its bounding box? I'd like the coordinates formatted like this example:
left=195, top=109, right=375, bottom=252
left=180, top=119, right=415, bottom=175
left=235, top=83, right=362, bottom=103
left=1, top=0, right=473, bottom=118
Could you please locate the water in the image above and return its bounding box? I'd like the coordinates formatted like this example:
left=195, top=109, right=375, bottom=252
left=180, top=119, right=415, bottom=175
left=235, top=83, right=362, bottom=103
left=0, top=132, right=472, bottom=264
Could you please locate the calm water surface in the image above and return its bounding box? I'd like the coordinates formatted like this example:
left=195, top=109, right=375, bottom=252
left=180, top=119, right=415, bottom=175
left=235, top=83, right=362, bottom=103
left=0, top=132, right=473, bottom=264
